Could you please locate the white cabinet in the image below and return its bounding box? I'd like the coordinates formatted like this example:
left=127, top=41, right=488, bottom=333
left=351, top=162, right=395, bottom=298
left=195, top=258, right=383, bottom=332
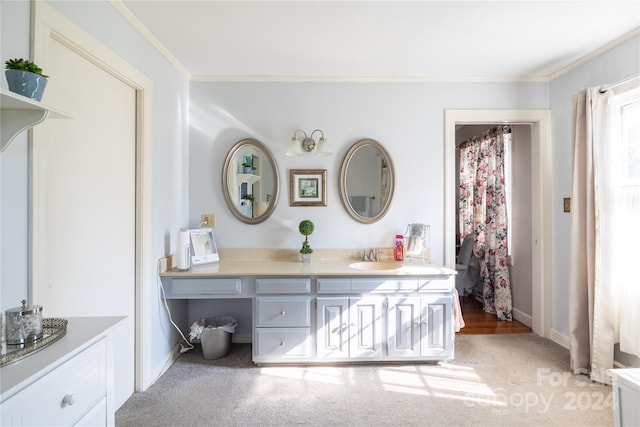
left=253, top=278, right=312, bottom=363
left=387, top=296, right=453, bottom=359
left=0, top=317, right=122, bottom=427
left=608, top=369, right=640, bottom=427
left=387, top=297, right=421, bottom=358
left=316, top=298, right=349, bottom=358
left=420, top=295, right=454, bottom=358
left=318, top=293, right=453, bottom=362
left=1, top=338, right=107, bottom=426
left=316, top=297, right=383, bottom=360
left=162, top=273, right=455, bottom=364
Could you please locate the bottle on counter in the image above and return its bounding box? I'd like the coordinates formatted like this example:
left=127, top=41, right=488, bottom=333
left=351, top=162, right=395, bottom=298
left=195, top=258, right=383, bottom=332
left=394, top=234, right=404, bottom=261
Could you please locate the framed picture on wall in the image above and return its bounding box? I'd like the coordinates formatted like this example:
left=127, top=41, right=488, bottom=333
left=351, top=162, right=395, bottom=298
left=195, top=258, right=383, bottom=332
left=290, top=169, right=327, bottom=206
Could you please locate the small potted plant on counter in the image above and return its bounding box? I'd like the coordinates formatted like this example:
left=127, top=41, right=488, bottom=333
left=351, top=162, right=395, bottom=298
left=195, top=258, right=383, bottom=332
left=4, top=58, right=49, bottom=101
left=298, top=219, right=314, bottom=263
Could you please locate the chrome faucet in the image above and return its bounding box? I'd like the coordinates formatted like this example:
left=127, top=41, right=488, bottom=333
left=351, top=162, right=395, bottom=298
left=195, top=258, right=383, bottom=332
left=362, top=249, right=379, bottom=262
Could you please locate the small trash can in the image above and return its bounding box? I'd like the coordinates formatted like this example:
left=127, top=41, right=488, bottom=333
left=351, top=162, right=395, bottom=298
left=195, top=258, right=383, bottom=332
left=197, top=317, right=237, bottom=360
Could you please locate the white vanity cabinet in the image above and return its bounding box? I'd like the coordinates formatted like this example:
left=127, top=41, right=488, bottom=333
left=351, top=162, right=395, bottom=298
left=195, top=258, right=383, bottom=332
left=1, top=338, right=107, bottom=426
left=0, top=317, right=122, bottom=427
left=253, top=278, right=313, bottom=363
left=316, top=276, right=454, bottom=362
left=316, top=297, right=384, bottom=360
left=160, top=265, right=456, bottom=365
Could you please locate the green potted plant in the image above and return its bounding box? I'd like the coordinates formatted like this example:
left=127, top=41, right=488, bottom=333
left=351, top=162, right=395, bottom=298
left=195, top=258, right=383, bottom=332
left=298, top=220, right=314, bottom=263
left=4, top=58, right=49, bottom=101
left=241, top=155, right=256, bottom=174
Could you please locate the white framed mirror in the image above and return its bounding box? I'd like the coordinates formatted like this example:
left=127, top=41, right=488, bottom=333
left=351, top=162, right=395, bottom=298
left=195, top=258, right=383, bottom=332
left=222, top=138, right=279, bottom=224
left=339, top=138, right=395, bottom=224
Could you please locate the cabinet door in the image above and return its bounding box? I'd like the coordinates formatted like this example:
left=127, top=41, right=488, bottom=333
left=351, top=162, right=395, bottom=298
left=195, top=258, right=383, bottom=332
left=317, top=298, right=350, bottom=358
left=387, top=297, right=421, bottom=358
left=349, top=297, right=383, bottom=359
left=420, top=295, right=454, bottom=358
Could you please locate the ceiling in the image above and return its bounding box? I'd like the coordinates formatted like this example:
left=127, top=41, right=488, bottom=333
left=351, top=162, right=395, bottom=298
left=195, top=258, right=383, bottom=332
left=119, top=1, right=640, bottom=81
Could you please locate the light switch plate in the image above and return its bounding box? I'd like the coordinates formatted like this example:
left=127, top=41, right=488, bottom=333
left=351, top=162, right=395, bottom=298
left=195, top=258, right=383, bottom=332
left=201, top=213, right=216, bottom=227
left=563, top=198, right=571, bottom=213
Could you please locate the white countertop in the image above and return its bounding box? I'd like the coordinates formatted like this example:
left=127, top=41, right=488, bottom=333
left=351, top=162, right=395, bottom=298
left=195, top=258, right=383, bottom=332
left=0, top=316, right=125, bottom=401
left=608, top=368, right=640, bottom=388
left=161, top=248, right=455, bottom=278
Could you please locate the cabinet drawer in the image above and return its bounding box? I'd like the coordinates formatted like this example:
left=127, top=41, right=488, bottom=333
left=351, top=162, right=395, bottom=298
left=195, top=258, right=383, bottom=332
left=254, top=328, right=312, bottom=359
left=1, top=338, right=107, bottom=427
left=418, top=276, right=453, bottom=292
left=351, top=278, right=418, bottom=293
left=256, top=297, right=310, bottom=327
left=170, top=278, right=241, bottom=296
left=256, top=278, right=311, bottom=294
left=317, top=278, right=351, bottom=293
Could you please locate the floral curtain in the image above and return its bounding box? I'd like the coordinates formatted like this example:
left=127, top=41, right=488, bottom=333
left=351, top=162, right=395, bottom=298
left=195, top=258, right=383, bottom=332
left=458, top=127, right=513, bottom=320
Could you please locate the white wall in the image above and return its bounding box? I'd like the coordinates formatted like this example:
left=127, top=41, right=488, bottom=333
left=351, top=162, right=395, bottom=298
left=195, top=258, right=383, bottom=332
left=548, top=34, right=640, bottom=339
left=189, top=82, right=548, bottom=264
left=0, top=0, right=189, bottom=390
left=2, top=0, right=638, bottom=387
left=0, top=0, right=31, bottom=315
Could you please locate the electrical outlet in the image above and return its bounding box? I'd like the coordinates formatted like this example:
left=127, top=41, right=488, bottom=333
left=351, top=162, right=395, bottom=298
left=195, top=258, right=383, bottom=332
left=201, top=213, right=216, bottom=227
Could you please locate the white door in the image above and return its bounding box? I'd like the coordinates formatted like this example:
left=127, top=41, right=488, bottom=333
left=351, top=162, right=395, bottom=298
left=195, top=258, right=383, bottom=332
left=348, top=297, right=383, bottom=359
left=420, top=295, right=453, bottom=357
left=316, top=298, right=349, bottom=358
left=32, top=30, right=136, bottom=407
left=387, top=297, right=421, bottom=357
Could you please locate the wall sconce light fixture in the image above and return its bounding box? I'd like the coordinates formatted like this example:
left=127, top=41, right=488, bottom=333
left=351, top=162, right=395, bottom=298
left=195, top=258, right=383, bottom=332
left=286, top=129, right=331, bottom=157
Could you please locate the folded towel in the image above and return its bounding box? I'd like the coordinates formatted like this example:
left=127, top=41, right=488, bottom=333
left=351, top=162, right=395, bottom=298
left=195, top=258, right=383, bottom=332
left=453, top=289, right=466, bottom=332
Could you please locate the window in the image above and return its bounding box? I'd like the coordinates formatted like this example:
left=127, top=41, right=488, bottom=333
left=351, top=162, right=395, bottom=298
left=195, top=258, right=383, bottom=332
left=611, top=87, right=640, bottom=186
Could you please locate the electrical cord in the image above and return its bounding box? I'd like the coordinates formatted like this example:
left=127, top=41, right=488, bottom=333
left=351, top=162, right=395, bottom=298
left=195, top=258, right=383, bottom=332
left=157, top=257, right=194, bottom=354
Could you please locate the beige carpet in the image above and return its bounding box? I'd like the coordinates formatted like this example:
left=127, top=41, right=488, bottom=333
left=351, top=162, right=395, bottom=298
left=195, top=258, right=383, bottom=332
left=116, top=334, right=613, bottom=427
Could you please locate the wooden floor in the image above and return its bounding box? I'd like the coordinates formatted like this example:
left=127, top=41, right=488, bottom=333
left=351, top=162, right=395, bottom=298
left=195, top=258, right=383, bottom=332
left=457, top=296, right=532, bottom=335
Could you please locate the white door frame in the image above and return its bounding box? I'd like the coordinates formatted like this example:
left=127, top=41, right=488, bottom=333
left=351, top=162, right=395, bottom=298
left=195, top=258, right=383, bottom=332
left=444, top=110, right=552, bottom=338
left=32, top=2, right=153, bottom=391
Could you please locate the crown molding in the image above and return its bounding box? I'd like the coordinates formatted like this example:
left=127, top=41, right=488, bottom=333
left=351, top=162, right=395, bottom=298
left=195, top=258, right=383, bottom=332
left=108, top=0, right=191, bottom=80
left=548, top=26, right=640, bottom=81
left=107, top=1, right=638, bottom=85
left=190, top=75, right=550, bottom=83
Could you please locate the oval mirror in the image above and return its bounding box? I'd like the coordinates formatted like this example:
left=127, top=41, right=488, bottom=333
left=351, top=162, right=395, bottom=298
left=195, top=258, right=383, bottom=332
left=340, top=138, right=395, bottom=224
left=222, top=138, right=279, bottom=224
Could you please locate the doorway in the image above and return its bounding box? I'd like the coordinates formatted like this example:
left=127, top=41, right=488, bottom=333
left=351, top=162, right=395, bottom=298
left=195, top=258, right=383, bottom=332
left=455, top=124, right=533, bottom=328
left=31, top=2, right=153, bottom=407
left=444, top=110, right=552, bottom=338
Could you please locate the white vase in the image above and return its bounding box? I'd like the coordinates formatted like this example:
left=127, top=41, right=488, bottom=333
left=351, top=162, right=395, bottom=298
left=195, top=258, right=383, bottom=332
left=300, top=253, right=311, bottom=263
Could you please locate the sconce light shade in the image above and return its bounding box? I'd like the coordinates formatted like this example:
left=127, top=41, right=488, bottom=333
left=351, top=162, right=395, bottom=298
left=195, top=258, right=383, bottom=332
left=315, top=136, right=331, bottom=156
left=285, top=129, right=331, bottom=156
left=286, top=135, right=304, bottom=156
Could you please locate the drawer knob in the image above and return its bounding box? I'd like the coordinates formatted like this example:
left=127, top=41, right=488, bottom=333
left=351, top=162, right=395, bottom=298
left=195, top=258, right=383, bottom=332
left=279, top=341, right=285, bottom=347
left=280, top=310, right=286, bottom=316
left=62, top=393, right=77, bottom=406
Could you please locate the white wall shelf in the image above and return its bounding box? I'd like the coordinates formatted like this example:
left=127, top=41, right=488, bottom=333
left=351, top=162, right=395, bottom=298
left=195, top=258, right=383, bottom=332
left=0, top=88, right=72, bottom=152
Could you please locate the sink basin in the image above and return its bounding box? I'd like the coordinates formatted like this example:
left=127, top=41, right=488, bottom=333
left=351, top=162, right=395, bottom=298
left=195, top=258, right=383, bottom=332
left=349, top=261, right=403, bottom=271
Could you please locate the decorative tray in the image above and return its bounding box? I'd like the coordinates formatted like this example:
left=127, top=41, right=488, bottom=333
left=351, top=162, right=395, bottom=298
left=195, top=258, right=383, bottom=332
left=0, top=318, right=68, bottom=367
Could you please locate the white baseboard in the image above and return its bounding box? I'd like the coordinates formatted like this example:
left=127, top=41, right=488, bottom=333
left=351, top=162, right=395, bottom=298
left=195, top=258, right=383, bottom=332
left=233, top=332, right=252, bottom=343
left=512, top=308, right=532, bottom=328
left=147, top=343, right=182, bottom=389
left=550, top=328, right=570, bottom=349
